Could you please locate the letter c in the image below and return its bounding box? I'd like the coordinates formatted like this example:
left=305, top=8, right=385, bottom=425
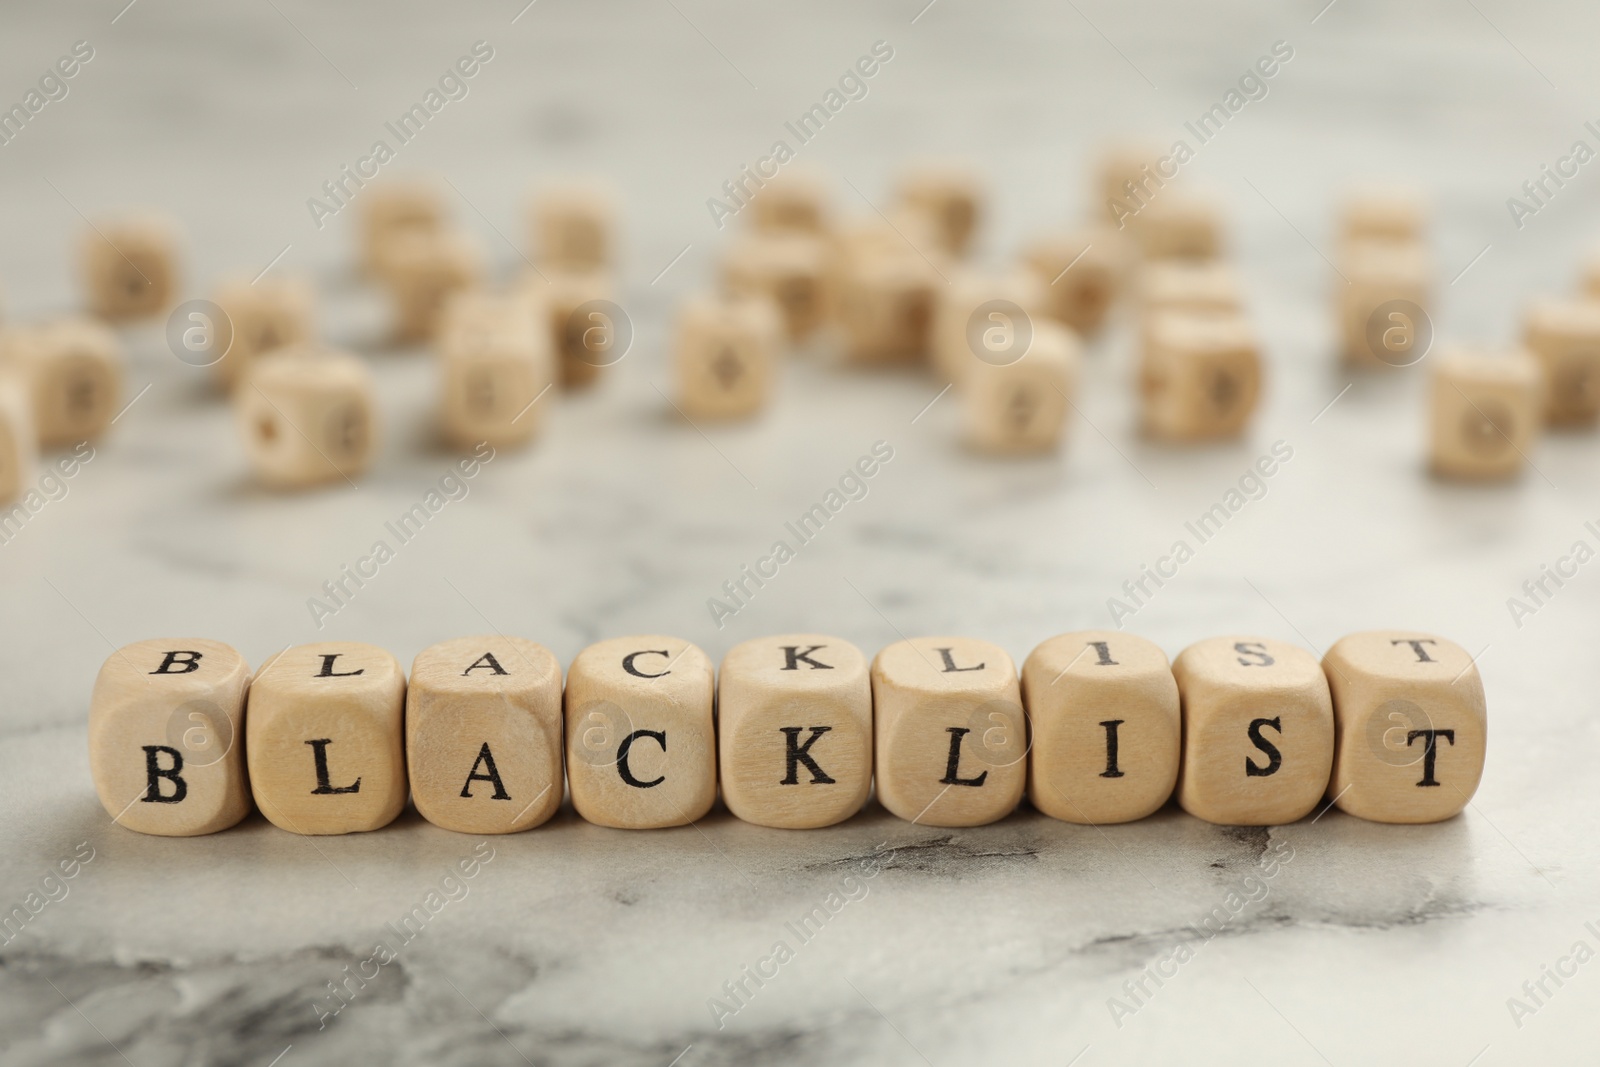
left=622, top=650, right=671, bottom=678
left=616, top=729, right=666, bottom=788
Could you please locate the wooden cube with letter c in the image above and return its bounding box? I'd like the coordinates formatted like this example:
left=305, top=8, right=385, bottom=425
left=565, top=636, right=716, bottom=829
left=871, top=636, right=1025, bottom=827
left=717, top=635, right=872, bottom=829
left=1322, top=631, right=1486, bottom=823
left=407, top=636, right=563, bottom=834
left=88, top=639, right=252, bottom=836
left=1173, top=636, right=1334, bottom=826
left=246, top=642, right=407, bottom=835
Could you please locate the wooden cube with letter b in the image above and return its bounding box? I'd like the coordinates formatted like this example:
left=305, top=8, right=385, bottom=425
left=872, top=636, right=1025, bottom=827
left=718, top=635, right=872, bottom=829
left=88, top=639, right=252, bottom=836
left=1322, top=631, right=1486, bottom=823
left=1173, top=636, right=1334, bottom=825
left=407, top=636, right=563, bottom=834
left=246, top=642, right=407, bottom=835
left=1022, top=631, right=1180, bottom=824
left=565, top=636, right=715, bottom=829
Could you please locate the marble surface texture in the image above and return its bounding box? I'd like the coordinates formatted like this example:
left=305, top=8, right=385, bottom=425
left=2, top=0, right=1599, bottom=1063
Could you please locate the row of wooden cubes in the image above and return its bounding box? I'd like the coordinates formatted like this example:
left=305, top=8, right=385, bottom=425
left=90, top=629, right=1486, bottom=838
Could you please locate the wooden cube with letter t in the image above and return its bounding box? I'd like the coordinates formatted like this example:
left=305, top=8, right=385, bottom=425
left=871, top=636, right=1025, bottom=827
left=246, top=643, right=407, bottom=835
left=718, top=635, right=872, bottom=829
left=407, top=636, right=563, bottom=834
left=1173, top=636, right=1334, bottom=825
left=565, top=636, right=716, bottom=829
left=88, top=639, right=252, bottom=836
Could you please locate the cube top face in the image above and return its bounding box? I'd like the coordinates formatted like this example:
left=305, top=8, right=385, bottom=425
left=1023, top=631, right=1180, bottom=825
left=82, top=220, right=178, bottom=321
left=88, top=639, right=252, bottom=836
left=718, top=634, right=872, bottom=829
left=407, top=636, right=564, bottom=834
left=532, top=185, right=614, bottom=272
left=363, top=183, right=445, bottom=233
left=680, top=293, right=782, bottom=345
left=1133, top=196, right=1222, bottom=259
left=1139, top=260, right=1242, bottom=313
left=1173, top=636, right=1334, bottom=826
left=751, top=170, right=832, bottom=234
left=1340, top=188, right=1427, bottom=243
left=238, top=350, right=376, bottom=487
left=1429, top=349, right=1541, bottom=480
left=246, top=642, right=407, bottom=835
left=440, top=290, right=544, bottom=362
left=565, top=636, right=716, bottom=829
left=872, top=636, right=1025, bottom=827
left=1323, top=631, right=1486, bottom=823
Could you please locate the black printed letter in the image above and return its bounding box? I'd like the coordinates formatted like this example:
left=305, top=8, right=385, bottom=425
left=780, top=645, right=832, bottom=670
left=1245, top=717, right=1283, bottom=777
left=306, top=739, right=361, bottom=794
left=617, top=729, right=667, bottom=788
left=150, top=650, right=202, bottom=675
left=779, top=726, right=835, bottom=784
left=936, top=648, right=985, bottom=672
left=141, top=745, right=187, bottom=803
left=462, top=652, right=508, bottom=676
left=460, top=742, right=511, bottom=799
left=1406, top=729, right=1455, bottom=786
left=316, top=654, right=364, bottom=678
left=1391, top=639, right=1438, bottom=663
left=622, top=650, right=670, bottom=679
left=1099, top=720, right=1125, bottom=778
left=940, top=727, right=988, bottom=786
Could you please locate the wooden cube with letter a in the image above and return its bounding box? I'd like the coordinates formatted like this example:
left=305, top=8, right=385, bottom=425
left=1022, top=631, right=1179, bottom=824
left=235, top=347, right=376, bottom=488
left=1523, top=297, right=1600, bottom=425
left=407, top=636, right=563, bottom=834
left=718, top=635, right=872, bottom=829
left=81, top=217, right=179, bottom=322
left=1173, top=636, right=1334, bottom=825
left=963, top=320, right=1079, bottom=455
left=246, top=642, right=407, bottom=835
left=565, top=636, right=715, bottom=829
left=88, top=639, right=252, bottom=836
left=872, top=636, right=1025, bottom=827
left=1428, top=347, right=1541, bottom=481
left=674, top=293, right=781, bottom=421
left=1323, top=631, right=1486, bottom=823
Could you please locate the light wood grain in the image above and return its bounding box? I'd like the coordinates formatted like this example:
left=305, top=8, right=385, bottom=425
left=235, top=347, right=376, bottom=488
left=1428, top=346, right=1542, bottom=481
left=674, top=293, right=781, bottom=421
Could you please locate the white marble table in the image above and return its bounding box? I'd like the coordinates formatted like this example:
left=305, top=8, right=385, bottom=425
left=1, top=0, right=1598, bottom=1063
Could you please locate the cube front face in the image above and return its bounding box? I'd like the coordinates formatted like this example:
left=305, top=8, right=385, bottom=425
left=213, top=279, right=315, bottom=389
left=237, top=354, right=376, bottom=488
left=27, top=320, right=123, bottom=446
left=723, top=236, right=828, bottom=341
left=718, top=635, right=872, bottom=829
left=933, top=270, right=1042, bottom=386
left=1324, top=631, right=1486, bottom=823
left=1023, top=631, right=1180, bottom=825
left=1174, top=636, right=1334, bottom=826
left=963, top=329, right=1075, bottom=454
left=675, top=299, right=778, bottom=421
left=1338, top=244, right=1430, bottom=367
left=246, top=642, right=407, bottom=835
left=386, top=235, right=482, bottom=342
left=898, top=172, right=981, bottom=257
left=537, top=270, right=616, bottom=388
left=83, top=225, right=177, bottom=322
left=872, top=637, right=1025, bottom=827
left=1022, top=231, right=1121, bottom=338
left=1524, top=299, right=1600, bottom=424
left=442, top=353, right=547, bottom=447
left=1429, top=354, right=1540, bottom=480
left=88, top=639, right=252, bottom=836
left=1141, top=313, right=1261, bottom=441
left=407, top=636, right=563, bottom=834
left=565, top=635, right=716, bottom=829
left=838, top=257, right=937, bottom=364
left=534, top=191, right=612, bottom=271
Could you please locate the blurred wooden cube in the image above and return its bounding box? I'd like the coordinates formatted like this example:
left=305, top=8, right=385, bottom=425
left=361, top=181, right=444, bottom=276
left=1339, top=241, right=1431, bottom=367
left=721, top=232, right=828, bottom=341
left=211, top=275, right=315, bottom=391
left=896, top=164, right=982, bottom=257
left=749, top=169, right=831, bottom=234
left=8, top=317, right=124, bottom=446
left=1429, top=346, right=1541, bottom=481
left=1021, top=228, right=1123, bottom=338
left=834, top=248, right=940, bottom=364
left=1137, top=259, right=1243, bottom=351
left=438, top=290, right=553, bottom=448
left=0, top=376, right=36, bottom=507
left=674, top=293, right=780, bottom=421
left=963, top=320, right=1079, bottom=455
left=530, top=182, right=614, bottom=270
left=236, top=347, right=376, bottom=488
left=933, top=267, right=1044, bottom=386
left=1097, top=142, right=1163, bottom=226
left=81, top=217, right=179, bottom=322
left=1131, top=194, right=1222, bottom=260
left=1140, top=309, right=1262, bottom=441
left=382, top=230, right=482, bottom=343
left=1339, top=186, right=1427, bottom=245
left=1522, top=296, right=1600, bottom=425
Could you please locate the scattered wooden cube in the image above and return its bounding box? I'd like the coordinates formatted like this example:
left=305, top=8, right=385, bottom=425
left=407, top=636, right=564, bottom=834
left=718, top=634, right=873, bottom=829
left=1522, top=297, right=1600, bottom=425
left=1137, top=259, right=1243, bottom=353
left=834, top=249, right=940, bottom=364
left=749, top=169, right=831, bottom=234
left=381, top=229, right=483, bottom=343
left=88, top=639, right=252, bottom=836
left=1322, top=631, right=1486, bottom=824
left=1172, top=636, right=1334, bottom=825
left=211, top=275, right=315, bottom=391
left=235, top=347, right=376, bottom=488
left=564, top=635, right=716, bottom=829
left=933, top=267, right=1045, bottom=386
left=1097, top=142, right=1163, bottom=226
left=0, top=377, right=36, bottom=506
left=81, top=218, right=179, bottom=322
left=1130, top=195, right=1222, bottom=260
left=1020, top=228, right=1123, bottom=338
left=896, top=164, right=982, bottom=257
left=963, top=320, right=1079, bottom=455
left=524, top=268, right=620, bottom=388
left=721, top=232, right=828, bottom=341
left=438, top=290, right=553, bottom=448
left=1339, top=241, right=1431, bottom=367
left=530, top=182, right=614, bottom=271
left=1339, top=187, right=1426, bottom=245
left=1022, top=631, right=1180, bottom=825
left=871, top=636, right=1025, bottom=827
left=246, top=642, right=407, bottom=835
left=8, top=317, right=124, bottom=446
left=1140, top=310, right=1262, bottom=441
left=361, top=181, right=444, bottom=277
left=1429, top=347, right=1542, bottom=481
left=673, top=293, right=781, bottom=421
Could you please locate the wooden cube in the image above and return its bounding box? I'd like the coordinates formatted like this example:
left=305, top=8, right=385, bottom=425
left=564, top=636, right=715, bottom=829
left=382, top=230, right=483, bottom=342
left=81, top=218, right=179, bottom=322
left=1339, top=241, right=1431, bottom=367
left=749, top=170, right=831, bottom=234
left=896, top=164, right=982, bottom=257
left=8, top=318, right=124, bottom=446
left=721, top=233, right=828, bottom=341
left=1020, top=228, right=1123, bottom=338
left=236, top=347, right=376, bottom=488
left=717, top=634, right=872, bottom=829
left=438, top=290, right=553, bottom=448
left=211, top=275, right=315, bottom=391
left=530, top=182, right=614, bottom=270
left=963, top=320, right=1079, bottom=455
left=1173, top=636, right=1334, bottom=825
left=1137, top=260, right=1243, bottom=353
left=933, top=268, right=1044, bottom=386
left=1131, top=195, right=1222, bottom=260
left=1523, top=297, right=1600, bottom=425
left=88, top=639, right=252, bottom=836
left=0, top=376, right=36, bottom=506
left=524, top=268, right=620, bottom=388
left=361, top=181, right=444, bottom=276
left=835, top=249, right=940, bottom=364
left=1022, top=631, right=1180, bottom=825
left=1429, top=347, right=1542, bottom=481
left=674, top=293, right=780, bottom=421
left=1340, top=187, right=1426, bottom=245
left=1140, top=310, right=1262, bottom=441
left=407, top=636, right=563, bottom=834
left=246, top=642, right=407, bottom=835
left=1323, top=631, right=1486, bottom=824
left=1097, top=142, right=1163, bottom=226
left=872, top=636, right=1025, bottom=827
